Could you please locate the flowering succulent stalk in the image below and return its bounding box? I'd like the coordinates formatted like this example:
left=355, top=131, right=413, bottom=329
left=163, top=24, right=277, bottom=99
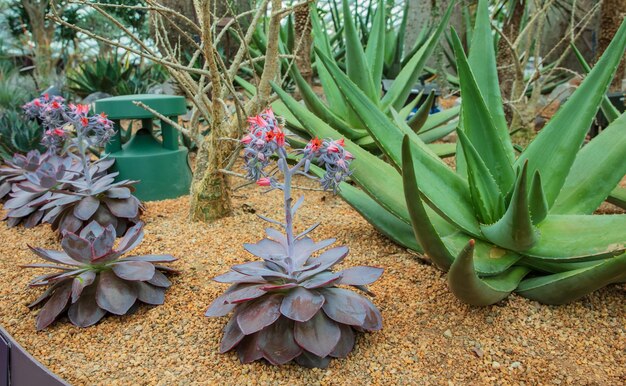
left=13, top=96, right=143, bottom=235
left=24, top=221, right=176, bottom=330
left=206, top=109, right=382, bottom=368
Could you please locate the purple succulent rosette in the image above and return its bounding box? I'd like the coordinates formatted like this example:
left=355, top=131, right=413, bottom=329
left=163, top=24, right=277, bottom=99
left=2, top=97, right=143, bottom=235
left=0, top=150, right=47, bottom=202
left=206, top=109, right=382, bottom=368
left=24, top=221, right=176, bottom=330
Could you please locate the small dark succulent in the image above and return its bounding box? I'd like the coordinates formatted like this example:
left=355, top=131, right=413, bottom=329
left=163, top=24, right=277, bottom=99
left=206, top=109, right=383, bottom=369
left=40, top=158, right=143, bottom=236
left=24, top=221, right=176, bottom=330
left=2, top=153, right=76, bottom=228
left=0, top=150, right=46, bottom=201
left=205, top=230, right=383, bottom=368
left=0, top=109, right=44, bottom=161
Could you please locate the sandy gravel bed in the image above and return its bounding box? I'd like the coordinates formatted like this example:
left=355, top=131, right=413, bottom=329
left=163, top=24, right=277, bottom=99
left=0, top=175, right=624, bottom=385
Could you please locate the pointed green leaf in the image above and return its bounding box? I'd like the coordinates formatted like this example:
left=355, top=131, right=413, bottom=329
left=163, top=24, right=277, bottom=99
left=441, top=231, right=522, bottom=276
left=528, top=171, right=548, bottom=224
left=381, top=1, right=455, bottom=111
left=520, top=256, right=605, bottom=274
left=365, top=0, right=386, bottom=88
left=452, top=28, right=516, bottom=194
left=342, top=0, right=378, bottom=102
left=290, top=65, right=368, bottom=140
left=552, top=112, right=626, bottom=214
left=457, top=129, right=505, bottom=224
left=407, top=91, right=436, bottom=133
left=336, top=178, right=422, bottom=252
left=397, top=91, right=423, bottom=121
left=402, top=135, right=454, bottom=270
left=311, top=3, right=349, bottom=118
left=309, top=57, right=481, bottom=235
left=516, top=252, right=626, bottom=305
left=516, top=18, right=626, bottom=207
left=468, top=0, right=510, bottom=134
left=571, top=43, right=620, bottom=122
left=524, top=214, right=626, bottom=261
left=481, top=162, right=539, bottom=251
left=447, top=240, right=530, bottom=306
left=419, top=105, right=460, bottom=133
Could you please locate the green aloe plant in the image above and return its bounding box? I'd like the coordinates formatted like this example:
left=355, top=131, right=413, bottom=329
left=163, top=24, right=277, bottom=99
left=238, top=0, right=459, bottom=159
left=273, top=0, right=626, bottom=306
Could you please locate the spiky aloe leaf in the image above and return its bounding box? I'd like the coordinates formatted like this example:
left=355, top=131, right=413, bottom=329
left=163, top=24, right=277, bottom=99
left=528, top=171, right=548, bottom=224
left=440, top=232, right=522, bottom=276
left=571, top=42, right=621, bottom=122
left=364, top=0, right=386, bottom=88
left=447, top=240, right=530, bottom=306
left=481, top=162, right=538, bottom=251
left=552, top=112, right=626, bottom=214
left=310, top=2, right=348, bottom=118
left=515, top=18, right=626, bottom=208
left=401, top=135, right=454, bottom=270
left=516, top=253, right=626, bottom=305
left=451, top=29, right=515, bottom=194
left=315, top=49, right=480, bottom=236
left=524, top=214, right=626, bottom=261
left=341, top=0, right=378, bottom=103
left=467, top=0, right=510, bottom=135
left=456, top=129, right=505, bottom=224
left=381, top=1, right=455, bottom=111
left=407, top=91, right=436, bottom=133
left=290, top=65, right=367, bottom=140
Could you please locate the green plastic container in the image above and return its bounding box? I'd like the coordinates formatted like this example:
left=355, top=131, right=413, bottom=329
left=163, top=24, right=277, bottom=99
left=94, top=94, right=192, bottom=201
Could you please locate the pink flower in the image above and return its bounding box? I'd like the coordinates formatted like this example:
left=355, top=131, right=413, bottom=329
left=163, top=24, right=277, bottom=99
left=336, top=138, right=345, bottom=147
left=344, top=151, right=354, bottom=160
left=53, top=128, right=65, bottom=136
left=241, top=135, right=253, bottom=144
left=327, top=144, right=339, bottom=153
left=274, top=129, right=285, bottom=146
left=34, top=99, right=42, bottom=107
left=308, top=137, right=322, bottom=152
left=43, top=93, right=49, bottom=101
left=80, top=117, right=89, bottom=127
left=257, top=152, right=265, bottom=161
left=75, top=104, right=90, bottom=115
left=264, top=107, right=275, bottom=121
left=256, top=177, right=271, bottom=186
left=336, top=158, right=347, bottom=170
left=247, top=115, right=267, bottom=128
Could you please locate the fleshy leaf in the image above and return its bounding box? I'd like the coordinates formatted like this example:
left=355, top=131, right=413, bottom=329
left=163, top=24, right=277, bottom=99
left=96, top=270, right=137, bottom=315
left=280, top=287, right=325, bottom=322
left=236, top=294, right=283, bottom=335
left=294, top=311, right=341, bottom=358
left=447, top=240, right=530, bottom=306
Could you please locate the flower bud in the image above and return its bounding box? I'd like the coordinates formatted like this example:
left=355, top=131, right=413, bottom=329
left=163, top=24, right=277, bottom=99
left=256, top=177, right=271, bottom=186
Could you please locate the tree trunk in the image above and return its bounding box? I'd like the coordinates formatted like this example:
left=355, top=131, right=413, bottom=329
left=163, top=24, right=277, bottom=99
left=21, top=0, right=57, bottom=86
left=294, top=3, right=313, bottom=84
left=497, top=0, right=525, bottom=124
left=597, top=0, right=626, bottom=91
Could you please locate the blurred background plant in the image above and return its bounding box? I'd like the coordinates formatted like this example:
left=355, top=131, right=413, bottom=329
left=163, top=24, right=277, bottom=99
left=67, top=53, right=168, bottom=98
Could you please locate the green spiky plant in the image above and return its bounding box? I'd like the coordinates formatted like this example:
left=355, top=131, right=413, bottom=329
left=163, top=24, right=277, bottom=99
left=297, top=0, right=626, bottom=306
left=238, top=0, right=459, bottom=158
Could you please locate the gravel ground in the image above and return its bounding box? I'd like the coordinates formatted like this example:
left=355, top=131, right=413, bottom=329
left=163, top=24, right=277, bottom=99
left=0, top=175, right=625, bottom=386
